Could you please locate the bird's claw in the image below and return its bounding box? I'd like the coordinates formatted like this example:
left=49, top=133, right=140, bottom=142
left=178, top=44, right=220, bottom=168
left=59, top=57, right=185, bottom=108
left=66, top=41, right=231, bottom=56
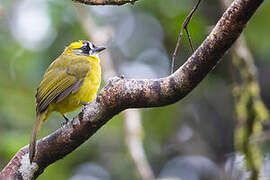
left=80, top=102, right=89, bottom=112
left=61, top=115, right=70, bottom=127
left=81, top=102, right=89, bottom=106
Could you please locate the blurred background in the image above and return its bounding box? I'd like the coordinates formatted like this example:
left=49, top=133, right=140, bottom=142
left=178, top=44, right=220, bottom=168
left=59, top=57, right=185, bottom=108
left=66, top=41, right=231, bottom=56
left=1, top=0, right=270, bottom=179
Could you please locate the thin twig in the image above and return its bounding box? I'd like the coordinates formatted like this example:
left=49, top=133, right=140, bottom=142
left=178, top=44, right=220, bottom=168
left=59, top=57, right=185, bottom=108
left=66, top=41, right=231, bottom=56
left=171, top=0, right=201, bottom=74
left=185, top=28, right=194, bottom=52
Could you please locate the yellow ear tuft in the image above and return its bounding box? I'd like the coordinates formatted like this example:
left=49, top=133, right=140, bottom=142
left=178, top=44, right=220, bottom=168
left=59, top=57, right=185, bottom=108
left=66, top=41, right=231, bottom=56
left=68, top=40, right=85, bottom=49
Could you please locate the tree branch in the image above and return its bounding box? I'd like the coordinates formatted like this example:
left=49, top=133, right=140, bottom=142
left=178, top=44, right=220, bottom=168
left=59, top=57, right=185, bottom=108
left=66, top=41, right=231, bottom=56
left=72, top=0, right=139, bottom=5
left=0, top=0, right=264, bottom=179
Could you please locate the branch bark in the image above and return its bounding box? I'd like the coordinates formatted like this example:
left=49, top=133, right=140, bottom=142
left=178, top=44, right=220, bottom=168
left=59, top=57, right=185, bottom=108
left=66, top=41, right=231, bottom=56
left=0, top=0, right=264, bottom=179
left=72, top=0, right=139, bottom=5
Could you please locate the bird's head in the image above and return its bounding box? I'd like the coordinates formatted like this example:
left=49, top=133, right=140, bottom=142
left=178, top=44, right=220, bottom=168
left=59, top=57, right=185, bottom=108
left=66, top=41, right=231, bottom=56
left=66, top=40, right=106, bottom=57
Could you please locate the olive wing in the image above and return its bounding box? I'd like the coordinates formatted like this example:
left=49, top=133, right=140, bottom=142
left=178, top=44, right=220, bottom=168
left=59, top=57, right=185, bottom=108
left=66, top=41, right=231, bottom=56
left=36, top=58, right=91, bottom=113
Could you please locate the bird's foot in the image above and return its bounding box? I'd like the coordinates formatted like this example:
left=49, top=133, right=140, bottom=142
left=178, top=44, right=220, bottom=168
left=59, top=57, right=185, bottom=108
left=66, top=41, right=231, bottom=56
left=81, top=102, right=89, bottom=106
left=61, top=114, right=70, bottom=127
left=80, top=102, right=89, bottom=112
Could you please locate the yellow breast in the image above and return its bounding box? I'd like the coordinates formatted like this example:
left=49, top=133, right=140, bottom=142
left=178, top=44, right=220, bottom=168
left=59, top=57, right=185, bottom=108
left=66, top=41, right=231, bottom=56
left=50, top=56, right=101, bottom=114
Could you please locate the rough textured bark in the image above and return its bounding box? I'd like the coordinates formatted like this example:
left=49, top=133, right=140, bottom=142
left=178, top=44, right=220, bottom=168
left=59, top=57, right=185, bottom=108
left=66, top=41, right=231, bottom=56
left=72, top=0, right=139, bottom=5
left=0, top=0, right=264, bottom=179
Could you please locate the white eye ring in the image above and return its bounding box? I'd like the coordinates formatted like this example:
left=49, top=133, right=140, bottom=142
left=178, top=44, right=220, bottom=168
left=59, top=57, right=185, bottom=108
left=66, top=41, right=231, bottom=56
left=87, top=42, right=94, bottom=50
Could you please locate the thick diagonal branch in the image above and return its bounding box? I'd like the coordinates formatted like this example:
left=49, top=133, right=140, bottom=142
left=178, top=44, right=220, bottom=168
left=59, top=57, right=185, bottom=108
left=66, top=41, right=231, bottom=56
left=0, top=0, right=264, bottom=179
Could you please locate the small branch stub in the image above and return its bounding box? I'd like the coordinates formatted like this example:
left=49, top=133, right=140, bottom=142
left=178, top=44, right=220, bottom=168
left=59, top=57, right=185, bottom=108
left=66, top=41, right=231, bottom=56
left=72, top=0, right=139, bottom=5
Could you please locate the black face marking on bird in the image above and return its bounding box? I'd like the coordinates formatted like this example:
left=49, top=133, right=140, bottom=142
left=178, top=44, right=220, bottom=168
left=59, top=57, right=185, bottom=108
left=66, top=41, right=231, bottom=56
left=72, top=41, right=106, bottom=56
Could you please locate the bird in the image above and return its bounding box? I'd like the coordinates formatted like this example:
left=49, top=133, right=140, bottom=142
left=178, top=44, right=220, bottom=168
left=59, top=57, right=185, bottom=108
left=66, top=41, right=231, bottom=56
left=29, top=40, right=105, bottom=163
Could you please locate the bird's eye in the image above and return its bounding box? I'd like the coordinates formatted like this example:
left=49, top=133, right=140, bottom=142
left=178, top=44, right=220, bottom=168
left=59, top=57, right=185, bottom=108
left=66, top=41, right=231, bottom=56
left=80, top=43, right=90, bottom=53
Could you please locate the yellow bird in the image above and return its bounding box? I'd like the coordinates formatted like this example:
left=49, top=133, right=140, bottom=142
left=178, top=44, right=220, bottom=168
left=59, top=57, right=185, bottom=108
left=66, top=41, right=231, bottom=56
left=29, top=40, right=105, bottom=163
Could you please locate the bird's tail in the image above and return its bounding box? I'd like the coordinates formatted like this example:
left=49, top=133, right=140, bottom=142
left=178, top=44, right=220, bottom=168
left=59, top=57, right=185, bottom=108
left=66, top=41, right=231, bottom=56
left=29, top=112, right=47, bottom=163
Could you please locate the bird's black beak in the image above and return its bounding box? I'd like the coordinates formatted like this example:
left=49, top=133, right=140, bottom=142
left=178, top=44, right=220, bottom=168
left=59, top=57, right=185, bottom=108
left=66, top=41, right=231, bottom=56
left=94, top=46, right=106, bottom=53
